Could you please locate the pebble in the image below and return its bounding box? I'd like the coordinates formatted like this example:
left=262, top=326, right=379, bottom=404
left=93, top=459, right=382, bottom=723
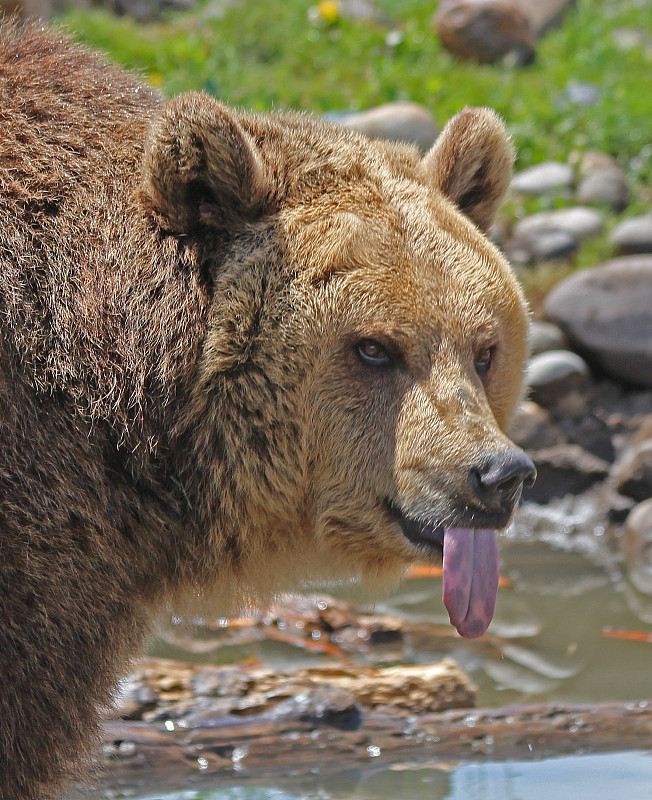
left=526, top=350, right=592, bottom=414
left=613, top=439, right=652, bottom=503
left=508, top=400, right=566, bottom=451
left=511, top=161, right=574, bottom=194
left=576, top=169, right=629, bottom=212
left=609, top=215, right=652, bottom=255
left=622, top=499, right=652, bottom=593
left=338, top=103, right=440, bottom=152
left=526, top=229, right=579, bottom=263
left=558, top=413, right=616, bottom=463
left=579, top=150, right=619, bottom=175
left=529, top=320, right=568, bottom=355
left=523, top=443, right=610, bottom=503
left=513, top=206, right=605, bottom=241
left=544, top=256, right=652, bottom=388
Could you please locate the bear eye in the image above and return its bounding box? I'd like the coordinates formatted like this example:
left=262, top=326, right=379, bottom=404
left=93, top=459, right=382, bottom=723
left=475, top=346, right=494, bottom=377
left=356, top=338, right=392, bottom=367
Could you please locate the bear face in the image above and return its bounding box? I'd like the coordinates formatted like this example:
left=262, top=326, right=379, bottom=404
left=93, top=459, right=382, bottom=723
left=141, top=95, right=534, bottom=637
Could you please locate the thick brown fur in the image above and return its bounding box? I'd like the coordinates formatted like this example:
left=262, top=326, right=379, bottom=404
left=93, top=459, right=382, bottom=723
left=0, top=20, right=530, bottom=799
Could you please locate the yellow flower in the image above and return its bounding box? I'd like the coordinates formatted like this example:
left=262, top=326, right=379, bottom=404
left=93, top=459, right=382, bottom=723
left=318, top=1, right=340, bottom=23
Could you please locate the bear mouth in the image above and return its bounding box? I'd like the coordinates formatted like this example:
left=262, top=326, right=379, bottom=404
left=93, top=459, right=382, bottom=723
left=385, top=499, right=445, bottom=555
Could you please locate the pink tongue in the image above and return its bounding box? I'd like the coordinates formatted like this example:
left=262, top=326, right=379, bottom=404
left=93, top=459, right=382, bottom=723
left=442, top=528, right=499, bottom=639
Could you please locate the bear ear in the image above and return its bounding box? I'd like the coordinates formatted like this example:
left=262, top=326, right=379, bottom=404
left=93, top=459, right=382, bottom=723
left=140, top=92, right=272, bottom=234
left=422, top=107, right=514, bottom=233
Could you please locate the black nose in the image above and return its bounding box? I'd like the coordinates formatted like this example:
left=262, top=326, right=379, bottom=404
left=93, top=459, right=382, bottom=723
left=469, top=449, right=537, bottom=510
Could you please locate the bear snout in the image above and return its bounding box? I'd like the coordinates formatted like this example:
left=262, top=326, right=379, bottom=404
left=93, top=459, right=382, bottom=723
left=468, top=448, right=537, bottom=516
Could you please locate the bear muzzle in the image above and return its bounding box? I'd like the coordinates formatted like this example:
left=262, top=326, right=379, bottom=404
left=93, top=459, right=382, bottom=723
left=468, top=448, right=537, bottom=521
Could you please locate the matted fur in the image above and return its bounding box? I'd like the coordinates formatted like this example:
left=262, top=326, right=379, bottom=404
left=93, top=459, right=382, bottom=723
left=0, top=20, right=529, bottom=799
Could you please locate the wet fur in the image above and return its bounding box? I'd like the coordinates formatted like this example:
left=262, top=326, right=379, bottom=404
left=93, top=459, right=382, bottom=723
left=0, top=20, right=527, bottom=799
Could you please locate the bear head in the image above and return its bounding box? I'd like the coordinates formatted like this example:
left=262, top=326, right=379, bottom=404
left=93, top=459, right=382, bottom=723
left=140, top=95, right=535, bottom=637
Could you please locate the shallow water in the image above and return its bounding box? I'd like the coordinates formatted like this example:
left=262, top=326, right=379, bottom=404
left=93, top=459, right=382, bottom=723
left=103, top=497, right=652, bottom=799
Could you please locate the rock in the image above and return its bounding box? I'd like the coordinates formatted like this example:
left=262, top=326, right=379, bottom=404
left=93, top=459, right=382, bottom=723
left=606, top=491, right=636, bottom=524
left=576, top=169, right=629, bottom=212
left=339, top=103, right=439, bottom=152
left=513, top=207, right=605, bottom=241
left=508, top=400, right=565, bottom=451
left=622, top=499, right=652, bottom=594
left=613, top=439, right=652, bottom=503
left=524, top=444, right=610, bottom=503
left=610, top=216, right=652, bottom=255
left=509, top=206, right=604, bottom=263
left=612, top=27, right=652, bottom=56
left=514, top=0, right=576, bottom=36
left=509, top=228, right=578, bottom=264
left=630, top=415, right=652, bottom=447
left=433, top=0, right=536, bottom=66
left=526, top=350, right=592, bottom=414
left=529, top=320, right=568, bottom=356
left=558, top=413, right=615, bottom=463
left=544, top=256, right=652, bottom=388
left=579, top=150, right=620, bottom=175
left=593, top=381, right=652, bottom=423
left=511, top=161, right=574, bottom=195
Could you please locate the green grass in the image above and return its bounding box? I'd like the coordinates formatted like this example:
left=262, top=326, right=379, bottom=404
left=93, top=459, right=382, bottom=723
left=59, top=0, right=651, bottom=181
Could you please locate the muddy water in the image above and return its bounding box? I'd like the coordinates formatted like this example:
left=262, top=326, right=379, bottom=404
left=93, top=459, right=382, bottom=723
left=128, top=498, right=652, bottom=800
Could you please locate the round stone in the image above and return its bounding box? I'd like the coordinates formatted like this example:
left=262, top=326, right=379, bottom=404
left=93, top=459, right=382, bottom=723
left=576, top=169, right=629, bottom=212
left=544, top=256, right=652, bottom=387
left=526, top=350, right=592, bottom=413
left=529, top=320, right=568, bottom=355
left=622, top=499, right=652, bottom=594
left=613, top=439, right=652, bottom=503
left=513, top=206, right=605, bottom=241
left=610, top=216, right=652, bottom=255
left=511, top=161, right=574, bottom=195
left=338, top=102, right=439, bottom=152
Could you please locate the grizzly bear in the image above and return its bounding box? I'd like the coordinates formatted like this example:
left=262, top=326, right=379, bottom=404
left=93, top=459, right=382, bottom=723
left=0, top=19, right=535, bottom=800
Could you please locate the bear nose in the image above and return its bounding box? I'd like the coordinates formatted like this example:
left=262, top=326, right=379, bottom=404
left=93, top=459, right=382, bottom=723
left=469, top=449, right=537, bottom=509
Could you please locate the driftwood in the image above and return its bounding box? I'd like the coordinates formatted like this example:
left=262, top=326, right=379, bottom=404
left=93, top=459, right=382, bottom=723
left=82, top=655, right=652, bottom=797
left=159, top=589, right=516, bottom=661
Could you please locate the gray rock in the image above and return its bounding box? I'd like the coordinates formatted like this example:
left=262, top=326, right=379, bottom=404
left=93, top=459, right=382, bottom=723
left=339, top=103, right=439, bottom=152
left=558, top=413, right=615, bottom=463
left=523, top=444, right=610, bottom=503
left=513, top=206, right=605, bottom=241
left=508, top=400, right=566, bottom=451
left=610, top=216, right=652, bottom=255
left=526, top=350, right=592, bottom=413
left=544, top=256, right=652, bottom=388
left=529, top=320, right=568, bottom=355
left=576, top=169, right=629, bottom=212
left=511, top=161, right=574, bottom=195
left=529, top=229, right=579, bottom=263
left=579, top=150, right=619, bottom=175
left=613, top=439, right=652, bottom=503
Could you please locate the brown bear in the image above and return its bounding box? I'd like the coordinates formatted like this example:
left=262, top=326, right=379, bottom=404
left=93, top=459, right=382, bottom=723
left=0, top=19, right=535, bottom=800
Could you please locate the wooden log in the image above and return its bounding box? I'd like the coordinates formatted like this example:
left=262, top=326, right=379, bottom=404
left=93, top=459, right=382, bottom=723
left=85, top=655, right=652, bottom=798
